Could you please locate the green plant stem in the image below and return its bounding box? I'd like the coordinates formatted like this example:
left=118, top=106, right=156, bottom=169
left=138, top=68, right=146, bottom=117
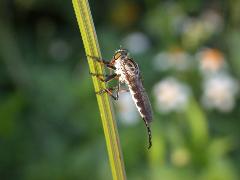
left=72, top=0, right=126, bottom=179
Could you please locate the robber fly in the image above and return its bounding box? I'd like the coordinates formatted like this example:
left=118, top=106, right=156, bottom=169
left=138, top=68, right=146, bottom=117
left=88, top=49, right=153, bottom=149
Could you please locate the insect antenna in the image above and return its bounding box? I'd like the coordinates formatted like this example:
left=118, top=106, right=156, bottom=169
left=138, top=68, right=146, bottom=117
left=143, top=118, right=152, bottom=149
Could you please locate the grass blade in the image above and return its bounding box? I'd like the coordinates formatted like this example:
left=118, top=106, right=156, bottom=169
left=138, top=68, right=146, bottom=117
left=72, top=0, right=126, bottom=179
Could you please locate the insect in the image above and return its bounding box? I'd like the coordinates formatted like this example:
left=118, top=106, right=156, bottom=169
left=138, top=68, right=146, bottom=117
left=88, top=48, right=153, bottom=149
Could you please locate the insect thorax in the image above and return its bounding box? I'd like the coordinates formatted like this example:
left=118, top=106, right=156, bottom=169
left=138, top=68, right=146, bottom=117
left=114, top=55, right=140, bottom=84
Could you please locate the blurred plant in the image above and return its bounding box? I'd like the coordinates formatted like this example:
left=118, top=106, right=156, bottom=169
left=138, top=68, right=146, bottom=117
left=181, top=9, right=223, bottom=49
left=49, top=39, right=72, bottom=61
left=143, top=2, right=186, bottom=43
left=1, top=0, right=240, bottom=179
left=110, top=1, right=140, bottom=29
left=170, top=147, right=191, bottom=167
left=201, top=9, right=223, bottom=35
left=153, top=77, right=191, bottom=114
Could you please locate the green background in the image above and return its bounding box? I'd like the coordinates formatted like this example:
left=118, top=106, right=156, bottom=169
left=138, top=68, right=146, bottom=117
left=0, top=0, right=240, bottom=179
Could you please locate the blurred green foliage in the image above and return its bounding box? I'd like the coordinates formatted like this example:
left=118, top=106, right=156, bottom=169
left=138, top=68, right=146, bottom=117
left=0, top=0, right=240, bottom=180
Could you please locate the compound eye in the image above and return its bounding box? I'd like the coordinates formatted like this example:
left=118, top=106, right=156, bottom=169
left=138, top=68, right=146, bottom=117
left=114, top=52, right=121, bottom=60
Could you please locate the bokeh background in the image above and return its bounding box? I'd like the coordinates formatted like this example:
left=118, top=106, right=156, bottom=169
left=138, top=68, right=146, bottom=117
left=1, top=0, right=240, bottom=179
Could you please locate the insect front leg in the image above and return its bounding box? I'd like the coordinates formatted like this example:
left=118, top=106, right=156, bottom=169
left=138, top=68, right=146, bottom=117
left=87, top=55, right=116, bottom=70
left=96, top=83, right=130, bottom=100
left=96, top=86, right=119, bottom=100
left=90, top=73, right=118, bottom=82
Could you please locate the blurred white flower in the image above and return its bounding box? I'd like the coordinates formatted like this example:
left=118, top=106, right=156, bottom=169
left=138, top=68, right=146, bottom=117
left=153, top=48, right=192, bottom=71
left=196, top=48, right=226, bottom=75
left=49, top=39, right=71, bottom=61
left=116, top=93, right=139, bottom=125
left=122, top=32, right=150, bottom=54
left=153, top=77, right=191, bottom=113
left=202, top=73, right=239, bottom=112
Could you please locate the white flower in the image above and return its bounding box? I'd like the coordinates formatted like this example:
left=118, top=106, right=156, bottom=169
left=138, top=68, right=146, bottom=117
left=153, top=49, right=192, bottom=71
left=153, top=77, right=191, bottom=113
left=196, top=48, right=226, bottom=75
left=115, top=93, right=139, bottom=125
left=122, top=32, right=150, bottom=54
left=202, top=73, right=239, bottom=112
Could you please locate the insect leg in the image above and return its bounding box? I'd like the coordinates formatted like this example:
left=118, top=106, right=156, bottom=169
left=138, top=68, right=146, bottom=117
left=96, top=84, right=129, bottom=100
left=115, top=83, right=130, bottom=99
left=90, top=73, right=117, bottom=82
left=116, top=82, right=120, bottom=100
left=87, top=55, right=116, bottom=70
left=96, top=87, right=118, bottom=100
left=143, top=119, right=152, bottom=149
left=87, top=55, right=109, bottom=64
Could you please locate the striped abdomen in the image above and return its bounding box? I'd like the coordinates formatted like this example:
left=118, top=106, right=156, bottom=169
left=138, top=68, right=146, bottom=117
left=128, top=78, right=153, bottom=123
left=128, top=77, right=153, bottom=148
left=116, top=57, right=153, bottom=122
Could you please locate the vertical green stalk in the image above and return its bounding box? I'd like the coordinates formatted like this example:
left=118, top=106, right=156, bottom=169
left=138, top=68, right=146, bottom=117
left=185, top=97, right=208, bottom=147
left=72, top=0, right=126, bottom=179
